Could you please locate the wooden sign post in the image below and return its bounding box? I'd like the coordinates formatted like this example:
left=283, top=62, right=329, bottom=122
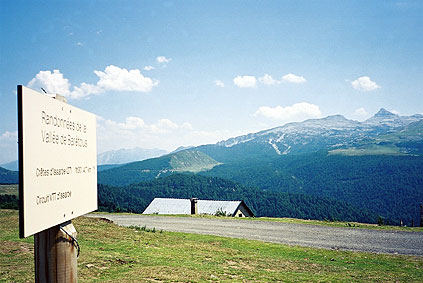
left=18, top=86, right=97, bottom=282
left=34, top=94, right=78, bottom=283
left=35, top=222, right=78, bottom=282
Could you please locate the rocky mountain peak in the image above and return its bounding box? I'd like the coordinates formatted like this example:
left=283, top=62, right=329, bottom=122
left=374, top=108, right=397, bottom=118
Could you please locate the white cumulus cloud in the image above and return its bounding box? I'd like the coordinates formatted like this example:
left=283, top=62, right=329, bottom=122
left=27, top=65, right=159, bottom=99
left=94, top=65, right=158, bottom=93
left=215, top=80, right=225, bottom=87
left=117, top=117, right=146, bottom=130
left=254, top=102, right=322, bottom=122
left=28, top=70, right=72, bottom=96
left=282, top=73, right=307, bottom=84
left=71, top=82, right=102, bottom=99
left=259, top=74, right=279, bottom=85
left=156, top=56, right=172, bottom=64
left=233, top=75, right=257, bottom=88
left=351, top=76, right=380, bottom=91
left=96, top=116, right=244, bottom=154
left=143, top=66, right=155, bottom=71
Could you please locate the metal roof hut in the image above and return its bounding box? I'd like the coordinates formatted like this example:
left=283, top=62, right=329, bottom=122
left=142, top=198, right=254, bottom=217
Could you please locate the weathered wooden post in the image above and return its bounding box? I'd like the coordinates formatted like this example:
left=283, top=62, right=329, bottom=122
left=34, top=222, right=78, bottom=282
left=18, top=86, right=97, bottom=282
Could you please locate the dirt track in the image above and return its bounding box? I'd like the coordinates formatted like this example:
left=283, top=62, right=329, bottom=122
left=88, top=214, right=423, bottom=256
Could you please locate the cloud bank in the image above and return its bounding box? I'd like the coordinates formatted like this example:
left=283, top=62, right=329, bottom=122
left=96, top=116, right=246, bottom=154
left=27, top=65, right=159, bottom=99
left=235, top=73, right=307, bottom=87
left=254, top=102, right=322, bottom=122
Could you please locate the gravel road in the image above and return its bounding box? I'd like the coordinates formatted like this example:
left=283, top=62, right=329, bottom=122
left=87, top=214, right=423, bottom=256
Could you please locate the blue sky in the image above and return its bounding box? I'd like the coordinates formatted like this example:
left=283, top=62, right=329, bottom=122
left=1, top=0, right=422, bottom=163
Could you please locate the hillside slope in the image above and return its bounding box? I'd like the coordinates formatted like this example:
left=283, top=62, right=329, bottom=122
left=0, top=167, right=18, bottom=184
left=98, top=173, right=378, bottom=223
left=97, top=109, right=423, bottom=224
left=97, top=147, right=168, bottom=165
left=202, top=153, right=423, bottom=225
left=98, top=150, right=220, bottom=186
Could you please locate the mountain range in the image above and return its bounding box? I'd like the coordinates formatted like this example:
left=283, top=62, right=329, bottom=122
left=0, top=147, right=170, bottom=170
left=0, top=167, right=18, bottom=184
left=0, top=160, right=18, bottom=171
left=197, top=108, right=423, bottom=162
left=97, top=147, right=168, bottom=165
left=2, top=109, right=423, bottom=224
left=97, top=109, right=423, bottom=225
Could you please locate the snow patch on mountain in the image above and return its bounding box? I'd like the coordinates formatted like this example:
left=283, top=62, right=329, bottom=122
left=282, top=145, right=291, bottom=155
left=217, top=136, right=255, bottom=147
left=212, top=109, right=423, bottom=156
left=268, top=139, right=282, bottom=155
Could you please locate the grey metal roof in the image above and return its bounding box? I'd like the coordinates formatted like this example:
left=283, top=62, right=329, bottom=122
left=142, top=198, right=242, bottom=216
left=198, top=200, right=241, bottom=216
left=143, top=198, right=191, bottom=215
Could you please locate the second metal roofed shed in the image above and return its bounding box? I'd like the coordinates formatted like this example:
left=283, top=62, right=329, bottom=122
left=142, top=198, right=254, bottom=217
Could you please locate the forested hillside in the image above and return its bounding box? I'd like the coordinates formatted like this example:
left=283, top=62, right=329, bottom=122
left=0, top=167, right=18, bottom=184
left=96, top=110, right=423, bottom=225
left=97, top=151, right=423, bottom=225
left=98, top=174, right=379, bottom=223
left=201, top=153, right=423, bottom=225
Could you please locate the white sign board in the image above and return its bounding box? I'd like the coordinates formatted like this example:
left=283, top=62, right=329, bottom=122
left=18, top=86, right=97, bottom=238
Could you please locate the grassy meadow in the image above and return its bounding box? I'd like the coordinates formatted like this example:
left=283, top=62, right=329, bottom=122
left=1, top=209, right=423, bottom=282
left=0, top=184, right=18, bottom=196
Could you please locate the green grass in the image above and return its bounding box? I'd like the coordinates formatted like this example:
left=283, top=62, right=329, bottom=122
left=0, top=184, right=18, bottom=196
left=169, top=150, right=222, bottom=173
left=1, top=209, right=422, bottom=282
